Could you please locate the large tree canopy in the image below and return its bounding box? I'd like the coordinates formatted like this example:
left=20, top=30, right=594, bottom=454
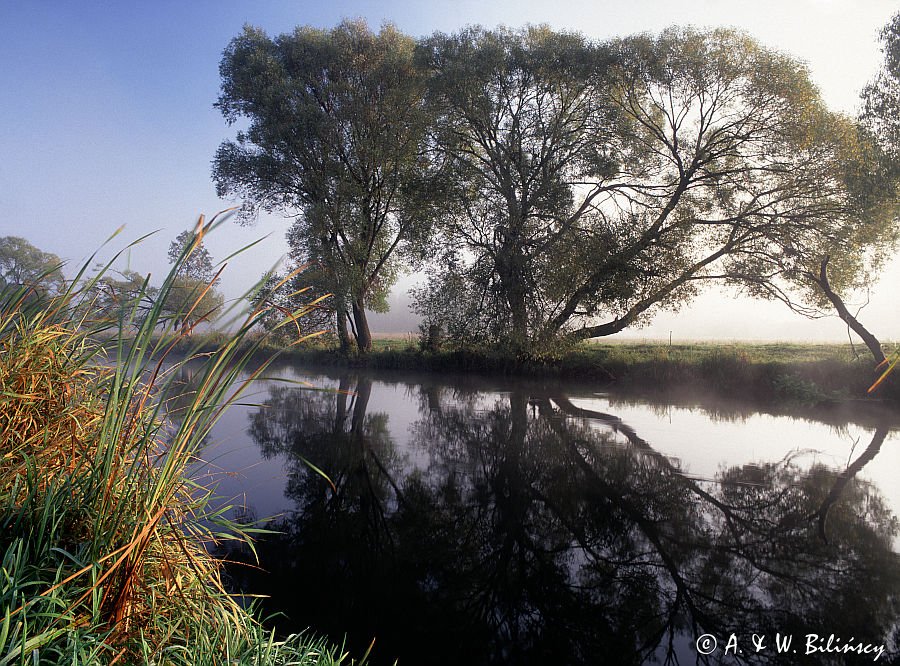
left=214, top=21, right=898, bottom=355
left=214, top=20, right=441, bottom=353
left=416, top=26, right=621, bottom=351
left=414, top=26, right=897, bottom=353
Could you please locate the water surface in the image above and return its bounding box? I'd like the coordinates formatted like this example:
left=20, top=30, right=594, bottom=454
left=195, top=364, right=900, bottom=665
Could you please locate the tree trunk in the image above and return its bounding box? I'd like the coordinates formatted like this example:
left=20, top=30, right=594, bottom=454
left=351, top=377, right=372, bottom=435
left=336, top=307, right=352, bottom=355
left=508, top=291, right=528, bottom=355
left=816, top=426, right=888, bottom=543
left=497, top=251, right=529, bottom=355
left=352, top=297, right=372, bottom=354
left=335, top=375, right=350, bottom=432
left=812, top=257, right=885, bottom=364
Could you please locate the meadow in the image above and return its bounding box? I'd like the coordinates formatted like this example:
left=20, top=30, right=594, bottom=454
left=245, top=337, right=899, bottom=407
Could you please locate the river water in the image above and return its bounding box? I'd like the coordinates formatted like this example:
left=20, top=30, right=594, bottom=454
left=191, top=363, right=900, bottom=665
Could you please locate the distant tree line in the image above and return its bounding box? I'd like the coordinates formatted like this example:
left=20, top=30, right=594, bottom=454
left=1, top=225, right=224, bottom=334
left=215, top=18, right=899, bottom=357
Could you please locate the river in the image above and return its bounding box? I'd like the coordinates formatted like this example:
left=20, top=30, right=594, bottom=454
left=187, top=362, right=900, bottom=665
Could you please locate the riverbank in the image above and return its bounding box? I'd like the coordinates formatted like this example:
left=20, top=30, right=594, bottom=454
left=0, top=282, right=347, bottom=662
left=247, top=339, right=899, bottom=407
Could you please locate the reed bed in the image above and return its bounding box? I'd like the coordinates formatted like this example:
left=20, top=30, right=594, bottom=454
left=0, top=218, right=345, bottom=665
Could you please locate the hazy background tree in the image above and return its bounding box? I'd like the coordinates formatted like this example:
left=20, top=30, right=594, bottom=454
left=858, top=10, right=900, bottom=373
left=214, top=20, right=442, bottom=353
left=0, top=236, right=66, bottom=295
left=863, top=12, right=900, bottom=163
left=249, top=265, right=337, bottom=347
left=167, top=229, right=217, bottom=283
left=93, top=269, right=158, bottom=327
left=161, top=229, right=224, bottom=331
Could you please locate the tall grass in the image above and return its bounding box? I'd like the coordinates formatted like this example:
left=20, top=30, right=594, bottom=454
left=0, top=216, right=345, bottom=665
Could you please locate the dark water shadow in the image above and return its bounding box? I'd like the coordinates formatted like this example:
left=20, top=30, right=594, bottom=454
left=220, top=370, right=900, bottom=665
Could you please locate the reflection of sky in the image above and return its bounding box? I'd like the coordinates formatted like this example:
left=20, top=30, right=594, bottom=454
left=199, top=366, right=900, bottom=550
left=570, top=395, right=900, bottom=535
left=197, top=399, right=291, bottom=521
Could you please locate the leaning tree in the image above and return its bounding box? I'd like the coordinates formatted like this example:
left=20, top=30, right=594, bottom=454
left=743, top=12, right=900, bottom=364
left=214, top=20, right=441, bottom=353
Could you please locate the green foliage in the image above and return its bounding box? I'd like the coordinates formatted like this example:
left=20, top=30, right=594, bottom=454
left=417, top=25, right=617, bottom=351
left=409, top=256, right=507, bottom=348
left=214, top=20, right=443, bottom=353
left=167, top=229, right=217, bottom=282
left=411, top=26, right=898, bottom=353
left=162, top=276, right=225, bottom=330
left=0, top=220, right=343, bottom=664
left=92, top=269, right=157, bottom=327
left=162, top=223, right=225, bottom=331
left=0, top=236, right=66, bottom=296
left=216, top=20, right=900, bottom=356
left=250, top=269, right=333, bottom=346
left=863, top=12, right=900, bottom=162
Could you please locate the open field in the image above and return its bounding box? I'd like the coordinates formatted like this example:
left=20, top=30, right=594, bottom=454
left=368, top=337, right=899, bottom=362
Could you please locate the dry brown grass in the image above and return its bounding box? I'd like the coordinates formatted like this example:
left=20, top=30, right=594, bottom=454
left=0, top=221, right=347, bottom=664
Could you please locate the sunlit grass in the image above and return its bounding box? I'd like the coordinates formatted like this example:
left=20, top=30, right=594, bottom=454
left=276, top=336, right=896, bottom=406
left=0, top=216, right=347, bottom=665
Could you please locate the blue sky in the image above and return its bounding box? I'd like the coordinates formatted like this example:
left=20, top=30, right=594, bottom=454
left=1, top=1, right=897, bottom=339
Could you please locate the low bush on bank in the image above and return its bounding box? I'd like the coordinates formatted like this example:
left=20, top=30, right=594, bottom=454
left=0, top=224, right=347, bottom=665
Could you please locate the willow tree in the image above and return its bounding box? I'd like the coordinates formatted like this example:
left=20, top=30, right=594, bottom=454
left=848, top=11, right=900, bottom=366
left=418, top=27, right=896, bottom=354
left=214, top=20, right=439, bottom=353
left=713, top=120, right=899, bottom=363
left=719, top=12, right=900, bottom=364
left=735, top=13, right=900, bottom=363
left=417, top=26, right=621, bottom=352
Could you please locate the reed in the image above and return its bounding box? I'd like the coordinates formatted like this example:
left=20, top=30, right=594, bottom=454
left=0, top=217, right=345, bottom=665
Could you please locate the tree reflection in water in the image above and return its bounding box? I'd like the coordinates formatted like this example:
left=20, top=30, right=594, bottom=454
left=227, top=374, right=900, bottom=665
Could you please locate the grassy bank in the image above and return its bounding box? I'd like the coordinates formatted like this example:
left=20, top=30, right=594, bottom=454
left=0, top=232, right=348, bottom=664
left=253, top=338, right=899, bottom=406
